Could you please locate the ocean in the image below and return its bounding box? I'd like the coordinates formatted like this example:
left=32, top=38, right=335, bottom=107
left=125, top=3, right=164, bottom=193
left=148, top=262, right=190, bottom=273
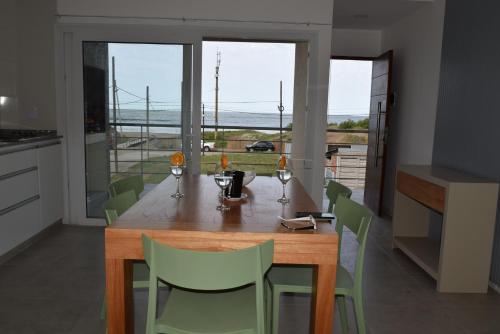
left=112, top=109, right=368, bottom=134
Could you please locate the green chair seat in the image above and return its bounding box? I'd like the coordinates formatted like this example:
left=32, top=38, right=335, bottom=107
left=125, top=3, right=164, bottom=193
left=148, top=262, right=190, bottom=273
left=132, top=261, right=151, bottom=288
left=335, top=265, right=354, bottom=294
left=266, top=264, right=353, bottom=294
left=157, top=286, right=257, bottom=334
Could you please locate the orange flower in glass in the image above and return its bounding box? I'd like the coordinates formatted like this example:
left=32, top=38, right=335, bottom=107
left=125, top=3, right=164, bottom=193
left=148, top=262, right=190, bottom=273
left=220, top=154, right=229, bottom=170
left=170, top=152, right=185, bottom=166
left=278, top=154, right=287, bottom=170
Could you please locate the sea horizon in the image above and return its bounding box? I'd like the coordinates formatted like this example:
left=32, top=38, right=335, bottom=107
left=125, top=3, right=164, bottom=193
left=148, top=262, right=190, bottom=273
left=110, top=108, right=369, bottom=134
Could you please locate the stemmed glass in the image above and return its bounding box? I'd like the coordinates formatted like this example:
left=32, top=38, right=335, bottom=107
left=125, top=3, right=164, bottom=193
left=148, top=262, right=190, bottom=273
left=276, top=169, right=293, bottom=203
left=170, top=165, right=185, bottom=199
left=214, top=172, right=233, bottom=211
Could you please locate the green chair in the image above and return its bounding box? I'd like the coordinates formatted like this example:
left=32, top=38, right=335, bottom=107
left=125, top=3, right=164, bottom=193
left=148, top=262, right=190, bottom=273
left=267, top=196, right=372, bottom=334
left=142, top=235, right=274, bottom=334
left=109, top=175, right=144, bottom=199
left=326, top=180, right=353, bottom=213
left=104, top=190, right=150, bottom=289
left=104, top=190, right=137, bottom=221
left=100, top=190, right=150, bottom=320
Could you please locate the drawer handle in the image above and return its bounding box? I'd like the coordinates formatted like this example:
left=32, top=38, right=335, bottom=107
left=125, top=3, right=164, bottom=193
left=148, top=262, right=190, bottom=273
left=0, top=166, right=38, bottom=181
left=0, top=195, right=40, bottom=216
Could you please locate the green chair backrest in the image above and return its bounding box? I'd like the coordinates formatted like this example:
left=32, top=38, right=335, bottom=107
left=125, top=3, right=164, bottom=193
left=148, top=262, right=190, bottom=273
left=104, top=190, right=137, bottom=225
left=142, top=235, right=274, bottom=334
left=142, top=235, right=274, bottom=290
left=109, top=175, right=144, bottom=199
left=326, top=180, right=352, bottom=213
left=353, top=216, right=372, bottom=295
left=333, top=196, right=372, bottom=260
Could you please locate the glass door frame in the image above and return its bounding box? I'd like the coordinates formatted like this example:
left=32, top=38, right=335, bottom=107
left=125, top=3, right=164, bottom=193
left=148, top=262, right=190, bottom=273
left=58, top=25, right=201, bottom=225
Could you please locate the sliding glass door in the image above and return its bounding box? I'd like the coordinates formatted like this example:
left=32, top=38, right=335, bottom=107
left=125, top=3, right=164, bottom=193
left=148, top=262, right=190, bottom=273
left=82, top=42, right=189, bottom=218
left=63, top=37, right=193, bottom=223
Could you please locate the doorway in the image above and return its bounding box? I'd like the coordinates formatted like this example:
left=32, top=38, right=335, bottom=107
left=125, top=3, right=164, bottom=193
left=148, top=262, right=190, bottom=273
left=325, top=58, right=372, bottom=206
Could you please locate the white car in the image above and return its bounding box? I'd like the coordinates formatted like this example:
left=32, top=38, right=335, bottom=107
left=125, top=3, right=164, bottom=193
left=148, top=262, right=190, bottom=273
left=201, top=141, right=215, bottom=152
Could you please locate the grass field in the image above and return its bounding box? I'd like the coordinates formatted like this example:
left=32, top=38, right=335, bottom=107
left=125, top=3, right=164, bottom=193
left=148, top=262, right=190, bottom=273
left=119, top=152, right=280, bottom=184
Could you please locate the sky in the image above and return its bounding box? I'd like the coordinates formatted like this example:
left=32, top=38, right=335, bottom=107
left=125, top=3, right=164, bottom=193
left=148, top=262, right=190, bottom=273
left=328, top=59, right=372, bottom=116
left=107, top=42, right=371, bottom=117
left=202, top=41, right=295, bottom=115
left=108, top=43, right=184, bottom=111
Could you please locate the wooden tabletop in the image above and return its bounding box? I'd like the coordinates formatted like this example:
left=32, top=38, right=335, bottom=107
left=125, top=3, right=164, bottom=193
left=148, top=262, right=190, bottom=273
left=111, top=174, right=336, bottom=235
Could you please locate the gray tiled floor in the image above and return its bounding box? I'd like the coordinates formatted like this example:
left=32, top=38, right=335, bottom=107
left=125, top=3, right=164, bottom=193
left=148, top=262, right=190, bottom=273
left=1, top=216, right=500, bottom=333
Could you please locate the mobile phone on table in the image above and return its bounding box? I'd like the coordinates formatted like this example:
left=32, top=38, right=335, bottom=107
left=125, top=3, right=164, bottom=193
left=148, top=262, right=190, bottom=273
left=295, top=212, right=335, bottom=220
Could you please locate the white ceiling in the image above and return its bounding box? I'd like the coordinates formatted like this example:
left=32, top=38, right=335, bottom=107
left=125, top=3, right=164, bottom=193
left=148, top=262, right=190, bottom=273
left=333, top=0, right=431, bottom=29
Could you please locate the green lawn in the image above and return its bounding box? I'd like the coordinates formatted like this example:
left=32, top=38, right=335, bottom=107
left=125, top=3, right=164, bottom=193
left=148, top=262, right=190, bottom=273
left=200, top=153, right=279, bottom=175
left=119, top=152, right=280, bottom=184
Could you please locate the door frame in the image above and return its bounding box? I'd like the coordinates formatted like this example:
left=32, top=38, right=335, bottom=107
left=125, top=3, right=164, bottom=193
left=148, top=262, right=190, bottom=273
left=56, top=25, right=199, bottom=225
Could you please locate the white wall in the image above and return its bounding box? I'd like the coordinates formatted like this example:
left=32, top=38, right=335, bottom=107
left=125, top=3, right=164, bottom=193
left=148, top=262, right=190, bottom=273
left=57, top=0, right=333, bottom=25
left=381, top=0, right=446, bottom=215
left=16, top=0, right=58, bottom=130
left=331, top=28, right=381, bottom=57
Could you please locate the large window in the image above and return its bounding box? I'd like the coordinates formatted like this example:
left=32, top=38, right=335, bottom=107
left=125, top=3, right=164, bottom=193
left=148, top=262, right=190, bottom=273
left=200, top=41, right=296, bottom=175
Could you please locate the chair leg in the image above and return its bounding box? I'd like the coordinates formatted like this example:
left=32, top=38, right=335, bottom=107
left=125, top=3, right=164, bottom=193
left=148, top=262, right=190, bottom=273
left=336, top=296, right=349, bottom=334
left=353, top=293, right=366, bottom=334
left=265, top=281, right=272, bottom=334
left=272, top=288, right=281, bottom=334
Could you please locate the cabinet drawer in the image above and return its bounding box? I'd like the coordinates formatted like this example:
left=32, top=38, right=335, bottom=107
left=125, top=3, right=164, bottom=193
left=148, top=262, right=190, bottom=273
left=0, top=149, right=37, bottom=177
left=397, top=171, right=446, bottom=213
left=0, top=170, right=39, bottom=211
left=0, top=198, right=41, bottom=256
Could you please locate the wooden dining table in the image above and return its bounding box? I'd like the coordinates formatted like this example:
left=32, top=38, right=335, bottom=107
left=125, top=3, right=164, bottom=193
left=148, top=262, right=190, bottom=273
left=105, top=174, right=338, bottom=334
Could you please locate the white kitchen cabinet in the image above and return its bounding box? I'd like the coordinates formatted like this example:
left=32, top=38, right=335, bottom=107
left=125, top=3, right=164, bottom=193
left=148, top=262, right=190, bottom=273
left=37, top=142, right=63, bottom=228
left=0, top=139, right=63, bottom=258
left=0, top=148, right=36, bottom=176
left=0, top=169, right=39, bottom=210
left=0, top=199, right=41, bottom=256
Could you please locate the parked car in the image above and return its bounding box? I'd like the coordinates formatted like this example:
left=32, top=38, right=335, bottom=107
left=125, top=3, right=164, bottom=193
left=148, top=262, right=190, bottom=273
left=201, top=141, right=215, bottom=152
left=245, top=141, right=275, bottom=152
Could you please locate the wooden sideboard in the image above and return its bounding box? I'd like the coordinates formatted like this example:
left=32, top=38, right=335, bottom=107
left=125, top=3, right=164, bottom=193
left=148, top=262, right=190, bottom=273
left=393, top=165, right=499, bottom=293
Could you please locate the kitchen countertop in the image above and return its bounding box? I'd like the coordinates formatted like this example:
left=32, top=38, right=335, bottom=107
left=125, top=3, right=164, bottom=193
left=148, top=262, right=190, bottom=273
left=0, top=136, right=62, bottom=156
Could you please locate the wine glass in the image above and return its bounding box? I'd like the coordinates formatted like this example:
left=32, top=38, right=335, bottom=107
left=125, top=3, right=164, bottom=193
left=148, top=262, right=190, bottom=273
left=276, top=169, right=293, bottom=203
left=170, top=165, right=184, bottom=198
left=214, top=172, right=233, bottom=211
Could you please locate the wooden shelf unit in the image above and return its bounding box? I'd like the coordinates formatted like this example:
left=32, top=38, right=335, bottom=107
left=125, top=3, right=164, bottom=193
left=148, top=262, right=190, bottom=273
left=393, top=165, right=499, bottom=293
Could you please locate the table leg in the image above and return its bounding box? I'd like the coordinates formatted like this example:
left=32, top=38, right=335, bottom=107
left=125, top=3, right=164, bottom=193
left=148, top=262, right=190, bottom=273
left=311, top=264, right=336, bottom=334
left=106, top=259, right=134, bottom=334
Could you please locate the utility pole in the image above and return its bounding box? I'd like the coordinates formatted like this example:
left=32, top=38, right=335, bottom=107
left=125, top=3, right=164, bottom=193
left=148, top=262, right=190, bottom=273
left=278, top=81, right=284, bottom=155
left=146, top=85, right=150, bottom=160
left=112, top=56, right=118, bottom=174
left=202, top=103, right=205, bottom=156
left=214, top=51, right=221, bottom=142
